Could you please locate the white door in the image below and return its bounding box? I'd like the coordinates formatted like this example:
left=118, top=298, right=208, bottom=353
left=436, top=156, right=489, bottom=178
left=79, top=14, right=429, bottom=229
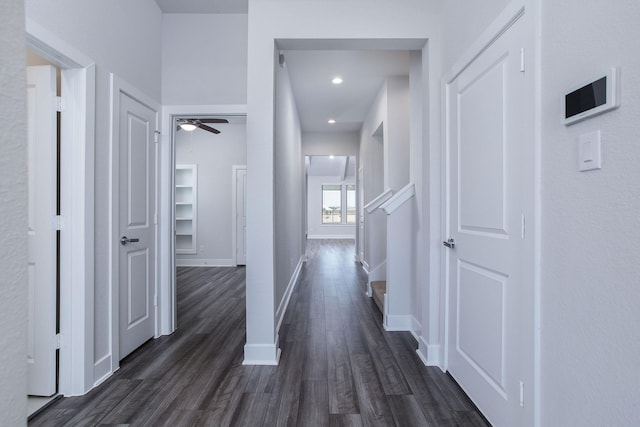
left=235, top=166, right=247, bottom=265
left=445, top=16, right=533, bottom=426
left=26, top=65, right=58, bottom=396
left=118, top=91, right=158, bottom=359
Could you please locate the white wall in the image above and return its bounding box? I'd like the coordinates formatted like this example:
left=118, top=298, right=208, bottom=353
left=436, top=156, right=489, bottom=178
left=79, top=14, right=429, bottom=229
left=302, top=132, right=359, bottom=156
left=0, top=1, right=28, bottom=424
left=175, top=122, right=247, bottom=266
left=245, top=0, right=439, bottom=364
left=307, top=176, right=356, bottom=239
left=274, top=60, right=304, bottom=323
left=25, top=0, right=163, bottom=385
left=440, top=0, right=511, bottom=71
left=161, top=14, right=248, bottom=105
left=540, top=0, right=640, bottom=424
left=358, top=77, right=410, bottom=272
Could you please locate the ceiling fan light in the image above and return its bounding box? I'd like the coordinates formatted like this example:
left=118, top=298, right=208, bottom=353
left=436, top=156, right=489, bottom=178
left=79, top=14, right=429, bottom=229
left=179, top=121, right=197, bottom=131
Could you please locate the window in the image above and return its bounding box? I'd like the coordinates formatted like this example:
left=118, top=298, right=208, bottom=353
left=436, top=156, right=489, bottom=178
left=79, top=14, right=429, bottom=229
left=322, top=184, right=356, bottom=225
left=322, top=185, right=342, bottom=224
left=346, top=185, right=356, bottom=224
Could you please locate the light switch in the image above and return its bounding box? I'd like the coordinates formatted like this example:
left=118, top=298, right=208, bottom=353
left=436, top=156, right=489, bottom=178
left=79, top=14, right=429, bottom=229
left=578, top=130, right=602, bottom=172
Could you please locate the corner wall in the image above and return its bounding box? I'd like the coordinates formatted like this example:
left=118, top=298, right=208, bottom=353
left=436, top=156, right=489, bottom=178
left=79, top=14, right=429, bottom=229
left=0, top=0, right=28, bottom=423
left=274, top=58, right=304, bottom=328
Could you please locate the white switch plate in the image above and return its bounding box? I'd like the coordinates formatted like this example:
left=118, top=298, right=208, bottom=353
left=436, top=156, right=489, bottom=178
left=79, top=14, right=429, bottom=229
left=579, top=130, right=602, bottom=172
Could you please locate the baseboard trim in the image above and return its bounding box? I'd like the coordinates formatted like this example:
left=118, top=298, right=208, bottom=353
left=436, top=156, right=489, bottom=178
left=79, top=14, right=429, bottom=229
left=176, top=258, right=234, bottom=267
left=417, top=335, right=442, bottom=368
left=410, top=316, right=422, bottom=342
left=384, top=314, right=413, bottom=331
left=307, top=234, right=356, bottom=240
left=243, top=342, right=282, bottom=366
left=93, top=354, right=112, bottom=388
left=276, top=256, right=305, bottom=332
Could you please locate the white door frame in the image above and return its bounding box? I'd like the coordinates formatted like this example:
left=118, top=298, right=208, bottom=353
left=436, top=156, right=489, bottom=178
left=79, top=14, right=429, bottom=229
left=109, top=75, right=161, bottom=375
left=26, top=18, right=96, bottom=396
left=159, top=105, right=247, bottom=335
left=232, top=165, right=247, bottom=266
left=440, top=1, right=539, bottom=423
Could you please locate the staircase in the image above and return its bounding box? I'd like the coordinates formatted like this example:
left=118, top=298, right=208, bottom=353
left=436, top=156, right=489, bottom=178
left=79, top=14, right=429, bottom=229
left=370, top=280, right=386, bottom=314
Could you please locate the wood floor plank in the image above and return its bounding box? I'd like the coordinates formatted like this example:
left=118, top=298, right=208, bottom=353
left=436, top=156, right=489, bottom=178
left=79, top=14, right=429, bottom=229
left=327, top=330, right=359, bottom=415
left=30, top=241, right=489, bottom=427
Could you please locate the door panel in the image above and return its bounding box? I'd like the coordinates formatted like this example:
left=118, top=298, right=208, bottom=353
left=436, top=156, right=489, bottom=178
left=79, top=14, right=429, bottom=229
left=26, top=65, right=58, bottom=396
left=446, top=16, right=531, bottom=426
left=118, top=91, right=157, bottom=360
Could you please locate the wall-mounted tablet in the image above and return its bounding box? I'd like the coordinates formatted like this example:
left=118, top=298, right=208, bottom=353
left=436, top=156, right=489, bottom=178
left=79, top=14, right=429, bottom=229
left=562, top=67, right=620, bottom=125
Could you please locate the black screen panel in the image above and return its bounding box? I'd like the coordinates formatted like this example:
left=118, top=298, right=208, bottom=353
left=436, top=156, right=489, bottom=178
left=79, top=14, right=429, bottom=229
left=565, top=76, right=607, bottom=119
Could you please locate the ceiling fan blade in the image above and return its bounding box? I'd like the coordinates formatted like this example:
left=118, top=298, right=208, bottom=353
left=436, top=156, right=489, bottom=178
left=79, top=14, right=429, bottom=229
left=198, top=118, right=229, bottom=124
left=197, top=123, right=221, bottom=134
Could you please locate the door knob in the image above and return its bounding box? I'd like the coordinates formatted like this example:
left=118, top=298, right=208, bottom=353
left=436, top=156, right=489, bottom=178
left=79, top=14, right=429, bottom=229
left=120, top=236, right=140, bottom=245
left=443, top=238, right=455, bottom=249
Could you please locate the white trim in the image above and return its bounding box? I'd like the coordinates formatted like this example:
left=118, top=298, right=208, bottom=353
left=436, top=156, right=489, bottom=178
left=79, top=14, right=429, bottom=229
left=416, top=335, right=442, bottom=368
left=410, top=316, right=422, bottom=342
left=92, top=354, right=112, bottom=388
left=442, top=3, right=526, bottom=84
left=175, top=259, right=234, bottom=267
left=109, top=74, right=161, bottom=374
left=380, top=183, right=415, bottom=215
left=160, top=105, right=248, bottom=337
left=276, top=256, right=305, bottom=332
left=307, top=234, right=356, bottom=240
left=383, top=314, right=413, bottom=332
left=364, top=189, right=394, bottom=214
left=25, top=24, right=96, bottom=397
left=25, top=18, right=93, bottom=68
left=243, top=340, right=282, bottom=366
left=231, top=165, right=247, bottom=266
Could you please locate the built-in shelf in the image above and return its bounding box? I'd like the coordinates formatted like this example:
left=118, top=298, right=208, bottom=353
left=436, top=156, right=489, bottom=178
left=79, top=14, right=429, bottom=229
left=175, top=164, right=197, bottom=254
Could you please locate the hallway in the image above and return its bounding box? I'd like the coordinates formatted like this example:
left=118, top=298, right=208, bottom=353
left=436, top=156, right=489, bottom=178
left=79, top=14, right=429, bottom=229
left=29, top=240, right=487, bottom=426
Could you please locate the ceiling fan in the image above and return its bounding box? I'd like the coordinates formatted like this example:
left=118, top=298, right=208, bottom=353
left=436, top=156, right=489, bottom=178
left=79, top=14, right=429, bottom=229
left=176, top=118, right=229, bottom=134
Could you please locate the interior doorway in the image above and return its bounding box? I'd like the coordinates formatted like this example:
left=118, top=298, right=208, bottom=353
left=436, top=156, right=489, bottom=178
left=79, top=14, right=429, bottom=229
left=160, top=109, right=247, bottom=334
left=26, top=54, right=60, bottom=415
left=24, top=24, right=96, bottom=409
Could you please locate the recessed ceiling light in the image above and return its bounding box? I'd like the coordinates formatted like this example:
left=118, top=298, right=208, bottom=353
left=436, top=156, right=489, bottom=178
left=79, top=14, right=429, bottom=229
left=332, top=77, right=343, bottom=85
left=328, top=119, right=336, bottom=124
left=329, top=155, right=335, bottom=159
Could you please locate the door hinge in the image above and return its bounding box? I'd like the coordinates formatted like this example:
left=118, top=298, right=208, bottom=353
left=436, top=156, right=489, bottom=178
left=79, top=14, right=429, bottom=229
left=55, top=333, right=62, bottom=350
left=519, top=381, right=525, bottom=407
left=520, top=48, right=525, bottom=72
left=54, top=215, right=63, bottom=231
left=154, top=130, right=161, bottom=143
left=56, top=96, right=65, bottom=112
left=154, top=213, right=158, bottom=225
left=521, top=214, right=526, bottom=239
left=154, top=294, right=158, bottom=307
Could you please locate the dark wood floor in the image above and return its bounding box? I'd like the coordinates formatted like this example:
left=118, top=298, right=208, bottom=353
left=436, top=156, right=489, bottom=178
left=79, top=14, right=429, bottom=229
left=29, top=239, right=488, bottom=426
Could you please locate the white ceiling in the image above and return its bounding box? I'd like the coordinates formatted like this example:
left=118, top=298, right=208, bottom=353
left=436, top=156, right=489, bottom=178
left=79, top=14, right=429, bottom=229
left=283, top=50, right=411, bottom=133
left=155, top=0, right=248, bottom=14
left=306, top=155, right=356, bottom=178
